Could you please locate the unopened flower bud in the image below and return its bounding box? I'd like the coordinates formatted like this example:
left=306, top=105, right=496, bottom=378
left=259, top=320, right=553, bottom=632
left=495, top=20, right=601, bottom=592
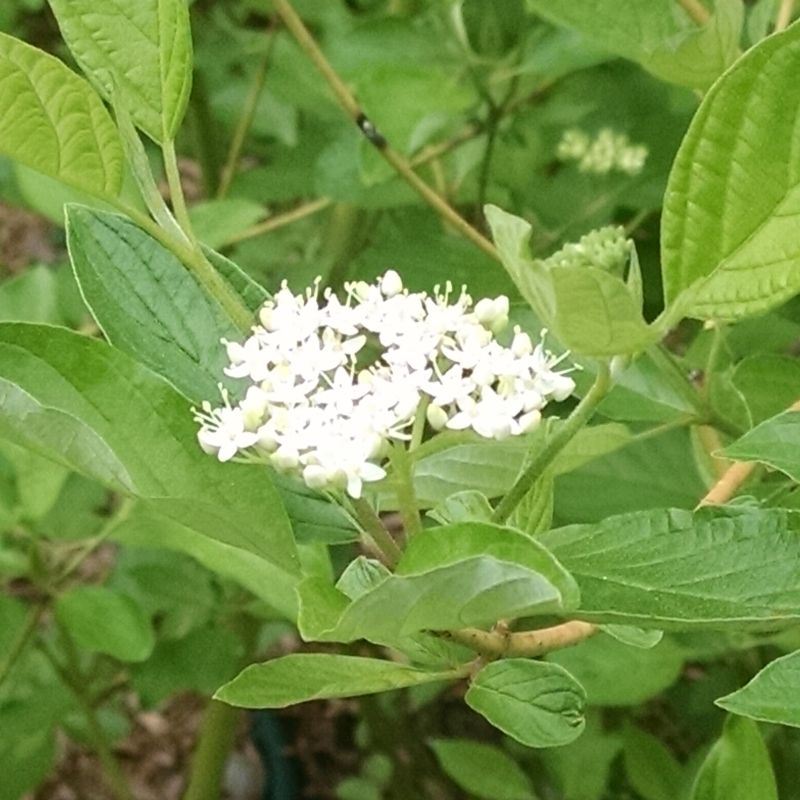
left=426, top=403, right=448, bottom=430
left=511, top=328, right=533, bottom=357
left=380, top=269, right=403, bottom=297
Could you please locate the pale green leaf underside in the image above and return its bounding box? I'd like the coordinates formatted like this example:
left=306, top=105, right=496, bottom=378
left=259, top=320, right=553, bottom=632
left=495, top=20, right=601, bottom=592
left=539, top=507, right=800, bottom=628
left=215, top=654, right=459, bottom=708
left=48, top=0, right=193, bottom=141
left=0, top=31, right=122, bottom=197
left=716, top=649, right=800, bottom=727
left=525, top=0, right=742, bottom=89
left=662, top=23, right=800, bottom=320
left=0, top=323, right=299, bottom=575
left=299, top=523, right=579, bottom=645
left=465, top=659, right=586, bottom=748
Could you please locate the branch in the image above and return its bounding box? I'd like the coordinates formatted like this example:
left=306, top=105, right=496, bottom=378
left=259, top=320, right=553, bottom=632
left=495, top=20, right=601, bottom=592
left=449, top=620, right=598, bottom=658
left=270, top=0, right=499, bottom=261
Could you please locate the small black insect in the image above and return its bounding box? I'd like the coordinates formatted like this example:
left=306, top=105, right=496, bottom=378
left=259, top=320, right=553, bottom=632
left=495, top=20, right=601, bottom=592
left=356, top=113, right=387, bottom=149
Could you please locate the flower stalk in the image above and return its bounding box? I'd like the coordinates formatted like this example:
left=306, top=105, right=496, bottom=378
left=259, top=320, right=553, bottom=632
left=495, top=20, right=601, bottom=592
left=492, top=361, right=612, bottom=524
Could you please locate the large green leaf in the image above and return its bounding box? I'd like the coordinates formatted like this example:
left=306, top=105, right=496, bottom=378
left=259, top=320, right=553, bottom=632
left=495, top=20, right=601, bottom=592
left=691, top=716, right=778, bottom=800
left=48, top=0, right=193, bottom=141
left=539, top=507, right=800, bottom=628
left=298, top=522, right=578, bottom=644
left=0, top=323, right=298, bottom=576
left=0, top=32, right=122, bottom=198
left=465, top=659, right=586, bottom=748
left=661, top=23, right=800, bottom=320
left=723, top=409, right=800, bottom=481
left=525, top=0, right=742, bottom=89
left=215, top=654, right=462, bottom=708
left=428, top=739, right=536, bottom=800
left=65, top=208, right=353, bottom=544
left=716, top=649, right=800, bottom=727
left=67, top=206, right=239, bottom=402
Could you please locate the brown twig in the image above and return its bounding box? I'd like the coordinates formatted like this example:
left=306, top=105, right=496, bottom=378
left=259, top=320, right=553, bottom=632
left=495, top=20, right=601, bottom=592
left=270, top=0, right=499, bottom=261
left=450, top=620, right=598, bottom=658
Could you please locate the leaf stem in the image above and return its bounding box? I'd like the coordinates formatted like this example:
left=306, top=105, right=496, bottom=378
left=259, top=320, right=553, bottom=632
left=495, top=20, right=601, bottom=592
left=162, top=138, right=194, bottom=237
left=390, top=442, right=423, bottom=538
left=218, top=22, right=280, bottom=198
left=270, top=0, right=499, bottom=261
left=449, top=620, right=598, bottom=658
left=349, top=495, right=402, bottom=567
left=492, top=362, right=612, bottom=524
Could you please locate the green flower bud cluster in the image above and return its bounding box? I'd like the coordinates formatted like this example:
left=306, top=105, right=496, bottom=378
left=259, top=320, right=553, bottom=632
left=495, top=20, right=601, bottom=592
left=544, top=226, right=632, bottom=278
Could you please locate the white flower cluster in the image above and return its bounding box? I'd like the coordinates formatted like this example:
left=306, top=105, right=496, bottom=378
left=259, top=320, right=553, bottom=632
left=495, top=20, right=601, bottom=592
left=557, top=128, right=648, bottom=176
left=194, top=272, right=576, bottom=498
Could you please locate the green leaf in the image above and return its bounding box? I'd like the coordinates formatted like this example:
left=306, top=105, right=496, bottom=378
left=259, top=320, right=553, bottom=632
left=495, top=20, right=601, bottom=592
left=299, top=523, right=578, bottom=644
left=0, top=31, right=122, bottom=198
left=716, top=649, right=800, bottom=727
left=662, top=23, right=800, bottom=320
left=622, top=725, right=685, bottom=800
left=403, top=423, right=630, bottom=507
left=427, top=490, right=494, bottom=525
left=547, top=265, right=657, bottom=357
left=509, top=470, right=554, bottom=536
left=0, top=323, right=299, bottom=576
left=539, top=507, right=800, bottom=628
left=48, top=0, right=193, bottom=141
left=131, top=625, right=242, bottom=707
left=55, top=586, right=155, bottom=662
left=215, top=654, right=461, bottom=709
left=731, top=355, right=800, bottom=425
left=722, top=409, right=800, bottom=481
left=539, top=710, right=621, bottom=800
left=602, top=625, right=663, bottom=649
left=465, top=659, right=586, bottom=748
left=553, top=428, right=705, bottom=524
left=112, top=504, right=299, bottom=620
left=691, top=716, right=778, bottom=800
left=188, top=199, right=266, bottom=250
left=67, top=206, right=239, bottom=401
left=547, top=634, right=684, bottom=706
left=428, top=738, right=536, bottom=800
left=485, top=205, right=655, bottom=356
left=525, top=0, right=743, bottom=89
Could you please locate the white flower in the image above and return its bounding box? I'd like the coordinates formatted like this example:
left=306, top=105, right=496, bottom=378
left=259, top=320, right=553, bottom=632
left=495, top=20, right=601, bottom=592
left=194, top=272, right=576, bottom=497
